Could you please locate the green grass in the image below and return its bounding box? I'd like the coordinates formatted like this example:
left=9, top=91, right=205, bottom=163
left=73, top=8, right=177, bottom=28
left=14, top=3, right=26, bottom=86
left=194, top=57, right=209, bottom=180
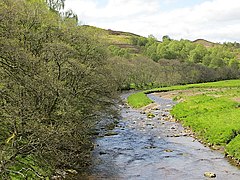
left=127, top=79, right=240, bottom=108
left=226, top=135, right=240, bottom=160
left=171, top=94, right=240, bottom=145
left=127, top=92, right=153, bottom=108
left=107, top=35, right=131, bottom=44
left=146, top=79, right=240, bottom=94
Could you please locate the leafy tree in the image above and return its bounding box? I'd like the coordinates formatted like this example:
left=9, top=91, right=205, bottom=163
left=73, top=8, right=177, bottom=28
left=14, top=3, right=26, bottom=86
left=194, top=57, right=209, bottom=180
left=137, top=37, right=148, bottom=46
left=157, top=43, right=176, bottom=59
left=0, top=0, right=117, bottom=178
left=229, top=58, right=240, bottom=70
left=45, top=0, right=65, bottom=11
left=188, top=44, right=207, bottom=63
left=162, top=35, right=171, bottom=42
left=130, top=36, right=138, bottom=45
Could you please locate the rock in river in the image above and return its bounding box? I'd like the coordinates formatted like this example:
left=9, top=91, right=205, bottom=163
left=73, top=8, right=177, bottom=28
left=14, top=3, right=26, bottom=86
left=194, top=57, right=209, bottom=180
left=204, top=172, right=216, bottom=178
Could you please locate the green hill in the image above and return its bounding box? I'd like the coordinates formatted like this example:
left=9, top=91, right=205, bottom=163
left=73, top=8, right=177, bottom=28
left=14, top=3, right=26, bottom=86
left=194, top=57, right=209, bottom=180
left=192, top=39, right=217, bottom=48
left=79, top=25, right=142, bottom=54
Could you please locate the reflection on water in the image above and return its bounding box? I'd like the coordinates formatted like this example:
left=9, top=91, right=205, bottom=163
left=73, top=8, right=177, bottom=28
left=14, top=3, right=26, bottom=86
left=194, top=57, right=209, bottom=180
left=76, top=93, right=240, bottom=179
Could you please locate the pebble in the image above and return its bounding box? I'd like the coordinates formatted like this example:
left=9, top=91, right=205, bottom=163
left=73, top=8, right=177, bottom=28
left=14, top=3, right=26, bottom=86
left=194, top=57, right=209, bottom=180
left=204, top=172, right=216, bottom=178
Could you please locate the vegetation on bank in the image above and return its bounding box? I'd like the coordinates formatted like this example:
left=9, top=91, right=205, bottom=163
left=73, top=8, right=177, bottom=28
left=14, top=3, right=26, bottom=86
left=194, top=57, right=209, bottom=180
left=171, top=94, right=240, bottom=145
left=171, top=88, right=240, bottom=162
left=127, top=79, right=240, bottom=108
left=127, top=80, right=240, bottom=163
left=0, top=0, right=117, bottom=178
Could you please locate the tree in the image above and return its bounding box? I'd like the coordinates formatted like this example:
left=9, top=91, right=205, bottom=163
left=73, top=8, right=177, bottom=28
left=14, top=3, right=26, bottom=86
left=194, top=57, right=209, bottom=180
left=162, top=35, right=171, bottom=42
left=45, top=0, right=65, bottom=11
left=188, top=44, right=207, bottom=63
left=0, top=0, right=117, bottom=178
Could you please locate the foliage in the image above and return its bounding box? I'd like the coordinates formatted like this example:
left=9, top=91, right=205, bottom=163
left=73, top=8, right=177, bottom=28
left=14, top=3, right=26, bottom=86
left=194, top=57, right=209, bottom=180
left=8, top=155, right=52, bottom=179
left=108, top=45, right=131, bottom=58
left=0, top=0, right=117, bottom=178
left=143, top=36, right=240, bottom=71
left=76, top=27, right=240, bottom=92
left=130, top=36, right=148, bottom=46
left=45, top=0, right=65, bottom=11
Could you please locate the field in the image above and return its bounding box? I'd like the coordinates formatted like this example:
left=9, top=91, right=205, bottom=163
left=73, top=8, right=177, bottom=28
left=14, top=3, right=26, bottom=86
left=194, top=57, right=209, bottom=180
left=127, top=79, right=240, bottom=162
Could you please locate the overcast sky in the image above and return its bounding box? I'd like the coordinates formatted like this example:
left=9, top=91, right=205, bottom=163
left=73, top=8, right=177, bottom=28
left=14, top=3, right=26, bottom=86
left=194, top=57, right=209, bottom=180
left=64, top=0, right=240, bottom=43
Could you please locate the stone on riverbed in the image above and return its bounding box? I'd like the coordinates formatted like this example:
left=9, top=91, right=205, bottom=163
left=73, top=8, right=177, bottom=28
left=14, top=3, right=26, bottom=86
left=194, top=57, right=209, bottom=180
left=147, top=113, right=155, bottom=118
left=164, top=149, right=173, bottom=152
left=104, top=131, right=118, bottom=136
left=66, top=169, right=78, bottom=174
left=144, top=145, right=157, bottom=149
left=204, top=172, right=216, bottom=178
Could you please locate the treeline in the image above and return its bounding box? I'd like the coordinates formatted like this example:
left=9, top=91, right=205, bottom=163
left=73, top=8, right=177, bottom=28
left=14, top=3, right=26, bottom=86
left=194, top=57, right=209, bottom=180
left=143, top=36, right=240, bottom=69
left=0, top=0, right=117, bottom=178
left=108, top=56, right=238, bottom=90
left=109, top=35, right=240, bottom=89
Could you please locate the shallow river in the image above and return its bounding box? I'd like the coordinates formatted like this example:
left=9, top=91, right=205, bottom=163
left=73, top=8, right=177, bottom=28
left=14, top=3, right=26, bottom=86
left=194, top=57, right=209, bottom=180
left=81, top=93, right=240, bottom=179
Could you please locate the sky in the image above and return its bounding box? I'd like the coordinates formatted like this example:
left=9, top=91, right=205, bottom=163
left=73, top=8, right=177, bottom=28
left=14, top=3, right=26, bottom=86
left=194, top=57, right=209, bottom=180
left=64, top=0, right=240, bottom=43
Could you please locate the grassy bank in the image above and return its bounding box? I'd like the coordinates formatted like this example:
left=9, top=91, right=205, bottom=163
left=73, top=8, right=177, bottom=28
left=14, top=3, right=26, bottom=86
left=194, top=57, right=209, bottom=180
left=170, top=87, right=240, bottom=161
left=127, top=80, right=240, bottom=108
left=127, top=79, right=240, bottom=162
left=171, top=94, right=240, bottom=145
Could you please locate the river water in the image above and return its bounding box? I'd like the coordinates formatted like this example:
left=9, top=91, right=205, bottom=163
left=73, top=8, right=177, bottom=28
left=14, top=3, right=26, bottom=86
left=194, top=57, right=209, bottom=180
left=79, top=93, right=240, bottom=179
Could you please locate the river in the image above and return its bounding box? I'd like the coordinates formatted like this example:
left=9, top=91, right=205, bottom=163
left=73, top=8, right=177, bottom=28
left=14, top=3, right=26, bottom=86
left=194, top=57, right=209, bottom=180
left=76, top=93, right=240, bottom=179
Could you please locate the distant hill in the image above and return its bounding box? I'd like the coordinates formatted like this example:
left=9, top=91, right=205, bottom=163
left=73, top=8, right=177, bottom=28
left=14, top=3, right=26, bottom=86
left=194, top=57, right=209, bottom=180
left=80, top=25, right=142, bottom=54
left=192, top=39, right=217, bottom=48
left=80, top=25, right=240, bottom=60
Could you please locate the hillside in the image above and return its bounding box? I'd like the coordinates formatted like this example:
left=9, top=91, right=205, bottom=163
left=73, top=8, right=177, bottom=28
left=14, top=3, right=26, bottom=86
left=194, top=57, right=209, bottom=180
left=78, top=25, right=240, bottom=89
left=80, top=25, right=240, bottom=61
left=192, top=39, right=217, bottom=48
left=79, top=25, right=142, bottom=54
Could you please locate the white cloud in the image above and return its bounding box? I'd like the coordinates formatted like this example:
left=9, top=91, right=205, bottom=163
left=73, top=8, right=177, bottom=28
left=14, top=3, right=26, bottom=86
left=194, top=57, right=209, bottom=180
left=65, top=0, right=240, bottom=42
left=65, top=0, right=159, bottom=19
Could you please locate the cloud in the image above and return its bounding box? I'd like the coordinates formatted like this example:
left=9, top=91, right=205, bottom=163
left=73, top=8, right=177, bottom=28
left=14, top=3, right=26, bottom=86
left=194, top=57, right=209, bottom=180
left=64, top=0, right=240, bottom=42
left=65, top=0, right=159, bottom=19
